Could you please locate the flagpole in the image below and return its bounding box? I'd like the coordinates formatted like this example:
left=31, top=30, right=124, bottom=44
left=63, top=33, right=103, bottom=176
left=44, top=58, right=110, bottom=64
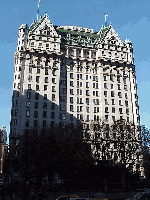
left=105, top=13, right=108, bottom=27
left=37, top=0, right=40, bottom=21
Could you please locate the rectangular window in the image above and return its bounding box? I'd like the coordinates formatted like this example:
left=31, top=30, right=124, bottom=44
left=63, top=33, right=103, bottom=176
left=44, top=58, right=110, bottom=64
left=105, top=107, right=108, bottom=113
left=51, top=112, right=55, bottom=119
left=70, top=105, right=73, bottom=111
left=29, top=67, right=32, bottom=73
left=87, top=115, right=89, bottom=121
left=80, top=114, right=83, bottom=120
left=111, top=91, right=115, bottom=97
left=62, top=113, right=66, bottom=120
left=36, top=76, right=40, bottom=83
left=52, top=78, right=55, bottom=83
left=119, top=100, right=122, bottom=105
left=70, top=97, right=73, bottom=103
left=44, top=85, right=48, bottom=91
left=80, top=82, right=82, bottom=87
left=27, top=92, right=31, bottom=99
left=52, top=94, right=55, bottom=101
left=86, top=82, right=89, bottom=88
left=45, top=67, right=49, bottom=75
left=105, top=99, right=108, bottom=105
left=104, top=91, right=107, bottom=97
left=104, top=83, right=107, bottom=88
left=43, top=111, right=47, bottom=118
left=35, top=102, right=38, bottom=109
left=52, top=86, right=55, bottom=92
left=70, top=89, right=73, bottom=95
left=26, top=101, right=31, bottom=108
left=45, top=77, right=48, bottom=83
left=70, top=73, right=73, bottom=79
left=43, top=102, right=47, bottom=109
left=44, top=94, right=47, bottom=100
left=62, top=96, right=66, bottom=102
left=104, top=76, right=107, bottom=81
left=111, top=84, right=113, bottom=89
left=119, top=108, right=123, bottom=114
left=126, top=108, right=129, bottom=114
left=16, top=91, right=19, bottom=97
left=86, top=75, right=88, bottom=80
left=70, top=66, right=73, bottom=71
left=112, top=116, right=115, bottom=121
left=37, top=68, right=40, bottom=74
left=51, top=103, right=55, bottom=110
left=43, top=120, right=46, bottom=127
left=15, top=109, right=18, bottom=116
left=86, top=90, right=89, bottom=96
left=124, top=85, right=127, bottom=90
left=93, top=83, right=96, bottom=88
left=14, top=119, right=17, bottom=125
left=87, top=107, right=89, bottom=113
left=86, top=98, right=89, bottom=105
left=70, top=81, right=74, bottom=86
left=117, top=75, right=120, bottom=83
left=112, top=107, right=115, bottom=113
left=25, top=119, right=29, bottom=127
left=28, top=84, right=31, bottom=90
left=112, top=99, right=115, bottom=105
left=118, top=92, right=121, bottom=98
left=34, top=111, right=38, bottom=118
left=26, top=110, right=30, bottom=117
left=118, top=84, right=121, bottom=90
left=105, top=115, right=108, bottom=121
left=36, top=84, right=39, bottom=91
left=110, top=75, right=113, bottom=81
left=70, top=114, right=73, bottom=121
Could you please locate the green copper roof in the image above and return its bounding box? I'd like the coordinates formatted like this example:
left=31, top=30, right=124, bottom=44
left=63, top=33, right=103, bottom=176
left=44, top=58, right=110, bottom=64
left=56, top=26, right=109, bottom=44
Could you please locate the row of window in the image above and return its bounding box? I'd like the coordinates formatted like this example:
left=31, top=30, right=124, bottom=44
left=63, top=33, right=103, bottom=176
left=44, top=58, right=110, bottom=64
left=25, top=119, right=55, bottom=128
left=26, top=110, right=55, bottom=118
left=104, top=75, right=127, bottom=83
left=69, top=105, right=99, bottom=113
left=27, top=92, right=56, bottom=101
left=104, top=83, right=128, bottom=90
left=26, top=101, right=55, bottom=109
left=29, top=67, right=56, bottom=76
left=104, top=91, right=127, bottom=98
left=69, top=66, right=98, bottom=73
left=105, top=99, right=129, bottom=106
left=105, top=115, right=130, bottom=122
left=105, top=107, right=129, bottom=114
left=28, top=84, right=56, bottom=92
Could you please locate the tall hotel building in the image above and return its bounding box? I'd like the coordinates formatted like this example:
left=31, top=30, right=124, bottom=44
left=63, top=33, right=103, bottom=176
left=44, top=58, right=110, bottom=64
left=10, top=13, right=143, bottom=175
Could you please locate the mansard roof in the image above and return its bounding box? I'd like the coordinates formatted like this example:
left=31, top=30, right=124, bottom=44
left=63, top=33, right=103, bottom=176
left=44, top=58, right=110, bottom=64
left=26, top=13, right=131, bottom=45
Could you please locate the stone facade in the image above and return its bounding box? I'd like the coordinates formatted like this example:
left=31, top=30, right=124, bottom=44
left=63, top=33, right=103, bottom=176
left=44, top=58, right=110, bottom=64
left=10, top=13, right=144, bottom=176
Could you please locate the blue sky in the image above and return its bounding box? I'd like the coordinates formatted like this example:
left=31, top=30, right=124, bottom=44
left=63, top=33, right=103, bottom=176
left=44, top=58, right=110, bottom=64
left=0, top=0, right=150, bottom=136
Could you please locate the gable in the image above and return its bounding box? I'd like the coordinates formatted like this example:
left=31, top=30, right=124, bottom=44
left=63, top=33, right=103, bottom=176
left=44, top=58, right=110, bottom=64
left=101, top=25, right=123, bottom=46
left=29, top=13, right=58, bottom=37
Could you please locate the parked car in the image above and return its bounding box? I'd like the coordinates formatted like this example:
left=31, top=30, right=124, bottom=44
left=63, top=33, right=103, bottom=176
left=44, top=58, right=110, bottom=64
left=56, top=195, right=80, bottom=200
